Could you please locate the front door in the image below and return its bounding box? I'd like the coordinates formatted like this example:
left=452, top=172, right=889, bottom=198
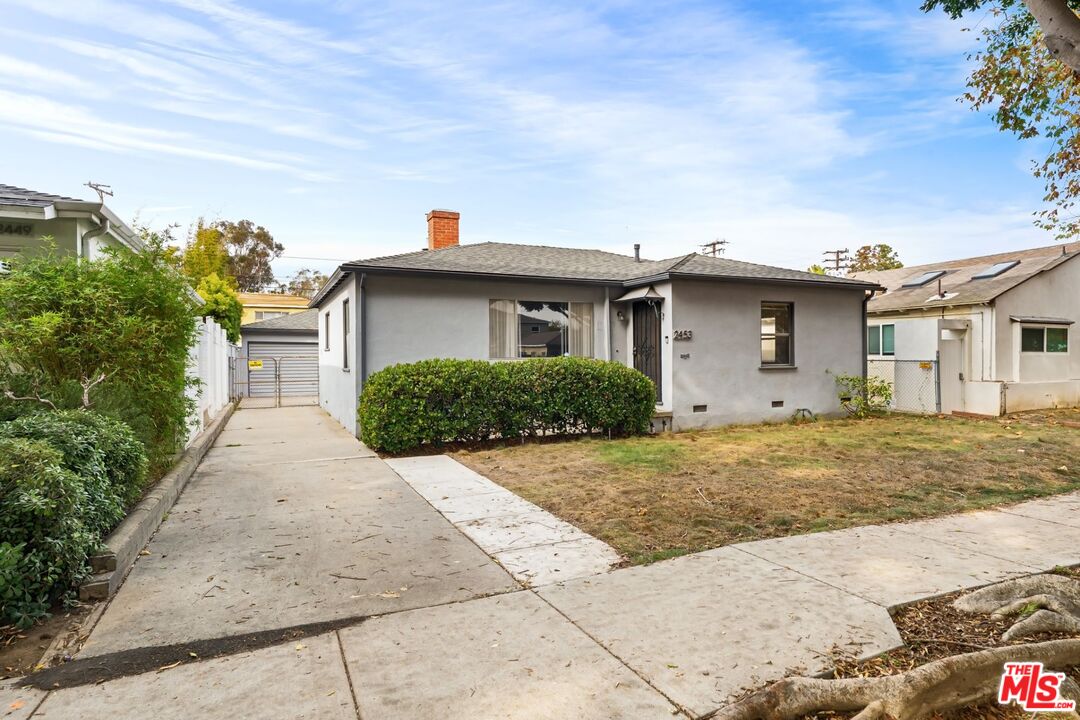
left=632, top=300, right=662, bottom=403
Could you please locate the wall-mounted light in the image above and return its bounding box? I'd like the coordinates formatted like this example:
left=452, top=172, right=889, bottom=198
left=616, top=310, right=626, bottom=321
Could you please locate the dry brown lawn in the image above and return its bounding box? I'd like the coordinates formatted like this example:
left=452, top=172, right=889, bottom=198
left=453, top=409, right=1080, bottom=564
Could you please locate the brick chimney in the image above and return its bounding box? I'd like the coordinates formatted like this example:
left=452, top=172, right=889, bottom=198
left=426, top=209, right=460, bottom=250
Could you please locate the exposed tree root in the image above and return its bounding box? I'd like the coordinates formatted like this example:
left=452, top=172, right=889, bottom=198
left=954, top=574, right=1080, bottom=642
left=711, top=639, right=1080, bottom=720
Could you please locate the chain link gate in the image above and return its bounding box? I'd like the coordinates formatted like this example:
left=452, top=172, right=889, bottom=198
left=229, top=356, right=318, bottom=407
left=867, top=358, right=941, bottom=414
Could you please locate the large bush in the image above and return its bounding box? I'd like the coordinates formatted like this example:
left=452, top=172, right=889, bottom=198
left=0, top=235, right=199, bottom=472
left=0, top=411, right=148, bottom=531
left=359, top=357, right=656, bottom=453
left=0, top=438, right=96, bottom=628
left=0, top=412, right=147, bottom=627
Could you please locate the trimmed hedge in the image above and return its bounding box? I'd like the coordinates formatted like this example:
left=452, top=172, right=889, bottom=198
left=0, top=411, right=148, bottom=627
left=359, top=357, right=656, bottom=453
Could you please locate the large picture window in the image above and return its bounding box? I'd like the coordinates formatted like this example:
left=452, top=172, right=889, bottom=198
left=489, top=300, right=594, bottom=358
left=761, top=302, right=793, bottom=366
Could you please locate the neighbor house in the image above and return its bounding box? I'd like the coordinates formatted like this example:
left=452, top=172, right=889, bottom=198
left=852, top=242, right=1080, bottom=416
left=239, top=309, right=319, bottom=399
left=310, top=210, right=879, bottom=436
left=0, top=184, right=143, bottom=269
left=238, top=292, right=311, bottom=325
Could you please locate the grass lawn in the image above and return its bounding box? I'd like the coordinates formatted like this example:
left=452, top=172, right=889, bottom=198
left=453, top=409, right=1080, bottom=564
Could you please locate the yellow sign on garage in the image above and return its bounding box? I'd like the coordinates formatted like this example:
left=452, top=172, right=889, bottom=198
left=248, top=360, right=264, bottom=369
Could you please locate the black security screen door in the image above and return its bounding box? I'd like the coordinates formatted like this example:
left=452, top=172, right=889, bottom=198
left=632, top=300, right=662, bottom=403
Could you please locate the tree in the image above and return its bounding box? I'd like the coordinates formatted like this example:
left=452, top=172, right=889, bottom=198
left=196, top=273, right=243, bottom=342
left=924, top=0, right=1080, bottom=237
left=0, top=235, right=199, bottom=471
left=927, top=1, right=1080, bottom=71
left=217, top=219, right=283, bottom=292
left=848, top=244, right=903, bottom=273
left=181, top=221, right=230, bottom=286
left=283, top=268, right=329, bottom=299
left=807, top=264, right=826, bottom=275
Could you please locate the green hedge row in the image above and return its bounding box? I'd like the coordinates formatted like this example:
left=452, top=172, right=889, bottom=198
left=358, top=357, right=656, bottom=453
left=0, top=410, right=148, bottom=627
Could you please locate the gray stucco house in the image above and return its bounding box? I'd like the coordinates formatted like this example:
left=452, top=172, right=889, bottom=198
left=311, top=210, right=879, bottom=436
left=853, top=242, right=1079, bottom=416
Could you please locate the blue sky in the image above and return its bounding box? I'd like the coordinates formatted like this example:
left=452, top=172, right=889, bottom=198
left=0, top=0, right=1058, bottom=280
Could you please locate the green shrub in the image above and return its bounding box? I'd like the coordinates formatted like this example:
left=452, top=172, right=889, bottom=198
left=0, top=235, right=199, bottom=473
left=0, top=438, right=96, bottom=628
left=834, top=372, right=894, bottom=418
left=0, top=411, right=148, bottom=534
left=359, top=357, right=655, bottom=453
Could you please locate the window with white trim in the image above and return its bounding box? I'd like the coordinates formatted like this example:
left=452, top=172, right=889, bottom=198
left=867, top=324, right=895, bottom=356
left=489, top=300, right=594, bottom=358
left=342, top=299, right=350, bottom=369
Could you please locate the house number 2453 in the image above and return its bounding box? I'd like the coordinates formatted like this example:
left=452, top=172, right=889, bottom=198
left=673, top=329, right=693, bottom=341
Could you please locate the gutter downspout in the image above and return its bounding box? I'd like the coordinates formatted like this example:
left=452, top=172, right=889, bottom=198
left=80, top=218, right=111, bottom=259
left=862, top=289, right=876, bottom=384
left=359, top=273, right=367, bottom=385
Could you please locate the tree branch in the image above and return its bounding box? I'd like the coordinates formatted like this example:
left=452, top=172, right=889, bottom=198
left=1024, top=0, right=1080, bottom=72
left=2, top=390, right=57, bottom=411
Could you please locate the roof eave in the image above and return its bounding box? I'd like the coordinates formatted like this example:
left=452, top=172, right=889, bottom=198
left=664, top=272, right=881, bottom=291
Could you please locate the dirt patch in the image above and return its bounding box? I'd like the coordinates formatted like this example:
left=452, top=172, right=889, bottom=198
left=454, top=410, right=1080, bottom=563
left=0, top=604, right=93, bottom=680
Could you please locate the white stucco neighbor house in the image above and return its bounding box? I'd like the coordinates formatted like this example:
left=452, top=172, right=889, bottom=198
left=310, top=210, right=880, bottom=436
left=0, top=184, right=143, bottom=270
left=852, top=242, right=1080, bottom=416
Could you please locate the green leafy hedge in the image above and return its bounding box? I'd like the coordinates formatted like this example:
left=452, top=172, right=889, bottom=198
left=358, top=357, right=656, bottom=453
left=0, top=411, right=148, bottom=627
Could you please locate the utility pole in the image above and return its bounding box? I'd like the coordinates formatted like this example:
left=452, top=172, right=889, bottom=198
left=700, top=238, right=729, bottom=257
left=84, top=181, right=114, bottom=203
left=822, top=248, right=849, bottom=275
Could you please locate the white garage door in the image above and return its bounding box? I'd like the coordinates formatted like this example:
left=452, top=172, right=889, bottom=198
left=247, top=341, right=319, bottom=397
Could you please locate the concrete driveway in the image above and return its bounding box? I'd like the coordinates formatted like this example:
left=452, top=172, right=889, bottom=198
left=80, top=405, right=517, bottom=657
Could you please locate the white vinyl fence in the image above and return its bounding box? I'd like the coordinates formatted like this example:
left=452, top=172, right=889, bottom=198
left=186, top=317, right=237, bottom=445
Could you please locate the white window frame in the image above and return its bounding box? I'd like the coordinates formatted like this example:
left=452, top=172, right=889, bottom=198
left=867, top=323, right=895, bottom=357
left=488, top=299, right=594, bottom=359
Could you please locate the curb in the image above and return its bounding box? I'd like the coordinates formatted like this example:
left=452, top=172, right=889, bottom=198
left=78, top=402, right=237, bottom=601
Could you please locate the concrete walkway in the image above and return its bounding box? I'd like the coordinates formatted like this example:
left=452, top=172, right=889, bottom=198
left=15, top=406, right=1080, bottom=719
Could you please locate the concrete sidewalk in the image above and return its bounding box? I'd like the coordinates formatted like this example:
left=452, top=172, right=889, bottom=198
left=21, top=411, right=1080, bottom=720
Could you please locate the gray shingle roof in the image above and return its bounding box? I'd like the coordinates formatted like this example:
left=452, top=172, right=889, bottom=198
left=0, top=184, right=85, bottom=207
left=241, top=308, right=319, bottom=333
left=344, top=242, right=874, bottom=288
left=853, top=242, right=1079, bottom=313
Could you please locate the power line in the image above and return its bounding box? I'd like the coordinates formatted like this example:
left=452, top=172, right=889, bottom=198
left=822, top=248, right=849, bottom=275
left=700, top=238, right=729, bottom=257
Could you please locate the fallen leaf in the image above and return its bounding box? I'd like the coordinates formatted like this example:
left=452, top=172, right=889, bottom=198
left=9, top=701, right=25, bottom=710
left=295, top=643, right=306, bottom=651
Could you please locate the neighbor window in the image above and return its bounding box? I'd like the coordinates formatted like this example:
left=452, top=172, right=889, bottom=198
left=489, top=300, right=594, bottom=358
left=1022, top=327, right=1069, bottom=353
left=342, top=299, right=350, bottom=369
left=761, top=302, right=793, bottom=365
left=255, top=311, right=288, bottom=320
left=867, top=324, right=895, bottom=356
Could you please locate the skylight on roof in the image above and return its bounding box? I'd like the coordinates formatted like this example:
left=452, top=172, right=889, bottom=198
left=971, top=260, right=1020, bottom=279
left=901, top=270, right=946, bottom=288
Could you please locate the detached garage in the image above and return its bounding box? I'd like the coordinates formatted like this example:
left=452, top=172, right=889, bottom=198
left=240, top=309, right=319, bottom=399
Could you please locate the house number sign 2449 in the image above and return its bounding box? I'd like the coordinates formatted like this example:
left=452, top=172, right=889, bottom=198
left=0, top=224, right=33, bottom=236
left=673, top=329, right=693, bottom=341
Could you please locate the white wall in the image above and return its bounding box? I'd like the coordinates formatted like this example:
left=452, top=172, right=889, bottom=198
left=995, top=255, right=1080, bottom=383
left=669, top=280, right=866, bottom=429
left=186, top=317, right=234, bottom=445
left=318, top=275, right=362, bottom=435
